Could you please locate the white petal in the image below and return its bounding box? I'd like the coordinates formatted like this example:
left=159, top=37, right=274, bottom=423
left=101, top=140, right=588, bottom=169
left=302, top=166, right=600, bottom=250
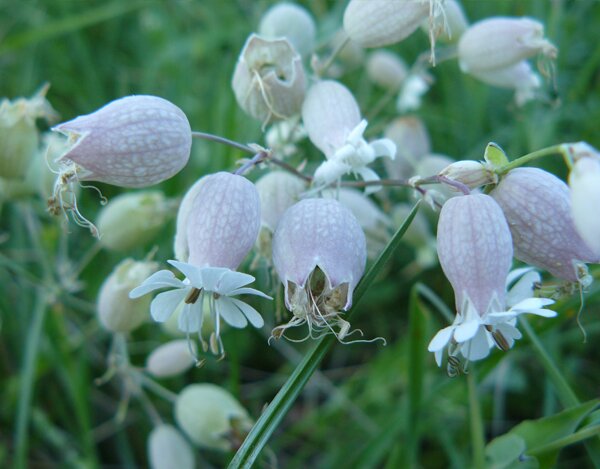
left=460, top=327, right=493, bottom=361
left=150, top=288, right=188, bottom=322
left=216, top=270, right=255, bottom=295
left=314, top=159, right=351, bottom=186
left=228, top=287, right=273, bottom=299
left=506, top=270, right=541, bottom=306
left=434, top=349, right=443, bottom=367
left=497, top=323, right=521, bottom=342
left=356, top=167, right=381, bottom=195
left=511, top=297, right=554, bottom=311
left=129, top=270, right=182, bottom=298
left=427, top=326, right=454, bottom=352
left=454, top=319, right=480, bottom=343
left=230, top=298, right=265, bottom=328
left=347, top=119, right=368, bottom=144
left=167, top=260, right=204, bottom=287
left=178, top=302, right=203, bottom=333
left=199, top=267, right=230, bottom=291
left=369, top=138, right=396, bottom=159
left=215, top=297, right=248, bottom=328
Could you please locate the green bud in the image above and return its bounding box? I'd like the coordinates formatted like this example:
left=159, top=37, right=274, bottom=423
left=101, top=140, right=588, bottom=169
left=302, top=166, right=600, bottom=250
left=148, top=424, right=195, bottom=469
left=484, top=142, right=509, bottom=169
left=97, top=191, right=173, bottom=252
left=97, top=259, right=158, bottom=333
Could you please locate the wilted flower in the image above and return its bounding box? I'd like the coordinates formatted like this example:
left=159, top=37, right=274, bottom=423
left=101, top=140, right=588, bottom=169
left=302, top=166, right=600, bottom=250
left=383, top=116, right=431, bottom=179
left=148, top=425, right=195, bottom=469
left=232, top=34, right=306, bottom=126
left=97, top=191, right=174, bottom=252
left=130, top=172, right=270, bottom=358
left=175, top=384, right=253, bottom=451
left=458, top=17, right=557, bottom=74
left=366, top=50, right=408, bottom=91
left=491, top=167, right=599, bottom=285
left=302, top=80, right=395, bottom=192
left=0, top=85, right=57, bottom=181
left=569, top=152, right=600, bottom=256
left=97, top=259, right=159, bottom=333
left=271, top=198, right=379, bottom=343
left=428, top=194, right=555, bottom=368
left=146, top=339, right=196, bottom=378
left=258, top=2, right=316, bottom=58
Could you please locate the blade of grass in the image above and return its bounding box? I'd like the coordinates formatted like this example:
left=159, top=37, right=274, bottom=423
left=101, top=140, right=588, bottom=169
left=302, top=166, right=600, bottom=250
left=228, top=201, right=421, bottom=469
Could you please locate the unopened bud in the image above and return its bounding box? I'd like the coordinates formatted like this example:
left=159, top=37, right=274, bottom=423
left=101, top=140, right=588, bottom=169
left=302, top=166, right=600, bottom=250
left=258, top=3, right=316, bottom=57
left=97, top=191, right=173, bottom=252
left=366, top=50, right=408, bottom=90
left=148, top=424, right=195, bottom=469
left=383, top=116, right=431, bottom=179
left=232, top=34, right=305, bottom=126
left=146, top=339, right=196, bottom=378
left=97, top=259, right=158, bottom=333
left=439, top=160, right=497, bottom=190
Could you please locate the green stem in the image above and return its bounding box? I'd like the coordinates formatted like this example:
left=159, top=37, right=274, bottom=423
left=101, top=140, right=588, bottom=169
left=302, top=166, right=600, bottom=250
left=530, top=425, right=600, bottom=456
left=14, top=289, right=48, bottom=469
left=191, top=131, right=256, bottom=154
left=520, top=317, right=578, bottom=407
left=497, top=144, right=566, bottom=174
left=468, top=372, right=486, bottom=469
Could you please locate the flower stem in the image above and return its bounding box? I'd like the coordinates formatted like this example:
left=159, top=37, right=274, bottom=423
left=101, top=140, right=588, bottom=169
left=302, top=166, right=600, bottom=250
left=496, top=144, right=567, bottom=174
left=191, top=131, right=256, bottom=154
left=468, top=371, right=486, bottom=469
left=316, top=31, right=350, bottom=77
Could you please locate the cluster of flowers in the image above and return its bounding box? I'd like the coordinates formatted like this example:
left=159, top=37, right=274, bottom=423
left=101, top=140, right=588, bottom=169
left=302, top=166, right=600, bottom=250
left=2, top=1, right=599, bottom=464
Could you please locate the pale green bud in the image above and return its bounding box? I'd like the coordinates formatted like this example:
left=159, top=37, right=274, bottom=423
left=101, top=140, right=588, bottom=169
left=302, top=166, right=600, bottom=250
left=97, top=259, right=158, bottom=333
left=146, top=339, right=195, bottom=378
left=148, top=424, right=195, bottom=469
left=97, top=191, right=173, bottom=252
left=175, top=384, right=253, bottom=451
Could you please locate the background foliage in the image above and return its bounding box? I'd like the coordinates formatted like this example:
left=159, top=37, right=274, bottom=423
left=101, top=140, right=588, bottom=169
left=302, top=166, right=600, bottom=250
left=1, top=0, right=600, bottom=467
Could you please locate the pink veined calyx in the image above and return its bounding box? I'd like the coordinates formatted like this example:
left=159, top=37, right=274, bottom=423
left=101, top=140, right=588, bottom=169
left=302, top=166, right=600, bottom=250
left=427, top=193, right=556, bottom=374
left=129, top=172, right=271, bottom=361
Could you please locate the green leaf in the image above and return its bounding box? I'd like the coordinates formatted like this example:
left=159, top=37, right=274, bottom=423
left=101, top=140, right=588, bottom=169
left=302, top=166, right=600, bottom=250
left=485, top=399, right=600, bottom=469
left=484, top=142, right=509, bottom=168
left=228, top=202, right=421, bottom=469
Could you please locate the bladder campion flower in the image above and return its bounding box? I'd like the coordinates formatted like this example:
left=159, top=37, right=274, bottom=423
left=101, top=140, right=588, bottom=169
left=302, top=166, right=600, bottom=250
left=428, top=194, right=555, bottom=369
left=258, top=2, right=316, bottom=58
left=271, top=198, right=382, bottom=344
left=50, top=95, right=191, bottom=234
left=130, top=172, right=271, bottom=359
left=491, top=167, right=599, bottom=285
left=301, top=80, right=395, bottom=192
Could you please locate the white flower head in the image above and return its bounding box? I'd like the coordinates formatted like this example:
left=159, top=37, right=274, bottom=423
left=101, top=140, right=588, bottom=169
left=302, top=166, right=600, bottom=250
left=130, top=261, right=270, bottom=359
left=302, top=80, right=395, bottom=193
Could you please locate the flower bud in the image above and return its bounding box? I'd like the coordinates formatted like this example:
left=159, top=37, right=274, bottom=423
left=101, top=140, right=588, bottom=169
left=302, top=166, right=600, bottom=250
left=146, top=339, right=196, bottom=378
left=383, top=116, right=431, bottom=179
left=437, top=193, right=513, bottom=315
left=258, top=2, right=316, bottom=58
left=52, top=95, right=191, bottom=187
left=97, top=191, right=173, bottom=252
left=424, top=0, right=468, bottom=43
left=438, top=160, right=497, bottom=190
left=97, top=259, right=159, bottom=333
left=468, top=60, right=541, bottom=106
left=272, top=198, right=369, bottom=341
left=0, top=85, right=57, bottom=180
left=458, top=17, right=557, bottom=74
left=491, top=167, right=599, bottom=283
left=175, top=384, right=253, bottom=451
left=232, top=34, right=306, bottom=126
left=184, top=172, right=261, bottom=270
left=366, top=50, right=408, bottom=91
left=148, top=424, right=195, bottom=469
left=570, top=156, right=600, bottom=256
left=343, top=0, right=432, bottom=48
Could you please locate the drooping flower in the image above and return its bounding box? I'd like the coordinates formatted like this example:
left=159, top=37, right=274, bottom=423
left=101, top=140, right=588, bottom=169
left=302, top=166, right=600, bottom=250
left=301, top=80, right=395, bottom=192
left=491, top=167, right=599, bottom=285
left=428, top=194, right=555, bottom=370
left=458, top=17, right=557, bottom=74
left=232, top=34, right=306, bottom=126
left=130, top=172, right=270, bottom=358
left=271, top=198, right=379, bottom=343
left=568, top=143, right=600, bottom=256
left=366, top=50, right=408, bottom=91
left=50, top=95, right=191, bottom=234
